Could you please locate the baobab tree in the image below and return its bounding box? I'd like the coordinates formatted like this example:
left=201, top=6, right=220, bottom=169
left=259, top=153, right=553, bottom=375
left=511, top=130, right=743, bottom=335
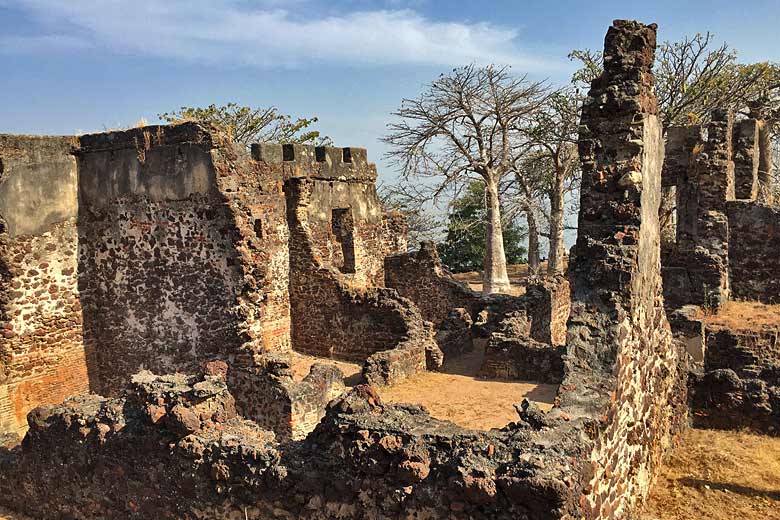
left=383, top=65, right=548, bottom=294
left=522, top=88, right=581, bottom=276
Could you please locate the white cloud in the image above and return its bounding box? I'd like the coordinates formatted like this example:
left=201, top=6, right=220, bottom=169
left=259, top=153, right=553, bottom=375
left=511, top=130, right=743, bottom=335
left=4, top=0, right=548, bottom=69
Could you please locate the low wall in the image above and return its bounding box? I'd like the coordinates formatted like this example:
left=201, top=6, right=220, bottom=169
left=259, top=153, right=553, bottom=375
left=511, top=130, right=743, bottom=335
left=727, top=201, right=780, bottom=303
left=232, top=354, right=345, bottom=441
left=384, top=241, right=482, bottom=326
left=691, top=326, right=780, bottom=435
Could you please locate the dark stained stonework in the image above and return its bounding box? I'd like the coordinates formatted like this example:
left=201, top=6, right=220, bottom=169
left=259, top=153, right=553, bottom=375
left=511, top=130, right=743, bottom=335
left=565, top=19, right=688, bottom=518
left=1, top=123, right=434, bottom=440
left=690, top=326, right=780, bottom=435
left=727, top=201, right=780, bottom=303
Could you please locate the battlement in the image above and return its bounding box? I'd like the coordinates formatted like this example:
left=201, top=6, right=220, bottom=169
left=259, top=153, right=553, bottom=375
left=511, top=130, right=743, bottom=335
left=251, top=142, right=375, bottom=181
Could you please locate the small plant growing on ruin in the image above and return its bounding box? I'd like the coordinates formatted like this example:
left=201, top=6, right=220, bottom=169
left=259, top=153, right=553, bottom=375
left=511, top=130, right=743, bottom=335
left=158, top=103, right=331, bottom=149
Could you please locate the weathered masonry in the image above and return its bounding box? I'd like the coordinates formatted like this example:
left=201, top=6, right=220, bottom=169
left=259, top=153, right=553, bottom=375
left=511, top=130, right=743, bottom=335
left=662, top=109, right=780, bottom=308
left=0, top=126, right=434, bottom=438
left=0, top=20, right=690, bottom=520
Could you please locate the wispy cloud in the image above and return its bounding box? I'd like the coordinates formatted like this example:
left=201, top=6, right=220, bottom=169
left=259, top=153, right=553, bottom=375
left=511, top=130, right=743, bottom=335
left=3, top=0, right=548, bottom=70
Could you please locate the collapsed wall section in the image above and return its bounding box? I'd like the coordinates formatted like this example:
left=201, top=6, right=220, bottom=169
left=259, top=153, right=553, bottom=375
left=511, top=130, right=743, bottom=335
left=252, top=144, right=436, bottom=385
left=0, top=135, right=89, bottom=438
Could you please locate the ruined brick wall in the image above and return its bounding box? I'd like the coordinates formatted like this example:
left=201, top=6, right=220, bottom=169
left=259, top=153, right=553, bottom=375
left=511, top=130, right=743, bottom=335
left=384, top=241, right=482, bottom=327
left=691, top=326, right=780, bottom=434
left=727, top=201, right=780, bottom=303
left=76, top=124, right=290, bottom=397
left=231, top=354, right=345, bottom=441
left=255, top=144, right=436, bottom=377
left=663, top=125, right=703, bottom=252
left=562, top=20, right=688, bottom=518
left=662, top=113, right=736, bottom=310
left=0, top=135, right=89, bottom=438
left=477, top=308, right=565, bottom=384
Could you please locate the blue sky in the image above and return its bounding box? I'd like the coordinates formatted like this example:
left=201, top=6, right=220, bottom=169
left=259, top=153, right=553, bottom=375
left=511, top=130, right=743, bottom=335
left=1, top=0, right=779, bottom=185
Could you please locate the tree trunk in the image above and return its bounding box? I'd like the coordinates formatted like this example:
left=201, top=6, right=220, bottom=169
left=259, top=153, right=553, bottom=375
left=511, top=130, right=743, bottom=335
left=482, top=180, right=511, bottom=295
left=547, top=166, right=566, bottom=276
left=524, top=204, right=540, bottom=277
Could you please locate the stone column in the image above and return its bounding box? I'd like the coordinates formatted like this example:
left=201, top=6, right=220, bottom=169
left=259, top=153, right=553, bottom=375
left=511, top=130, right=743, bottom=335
left=687, top=109, right=734, bottom=309
left=732, top=118, right=760, bottom=200
left=662, top=125, right=704, bottom=251
left=749, top=102, right=774, bottom=202
left=564, top=19, right=685, bottom=518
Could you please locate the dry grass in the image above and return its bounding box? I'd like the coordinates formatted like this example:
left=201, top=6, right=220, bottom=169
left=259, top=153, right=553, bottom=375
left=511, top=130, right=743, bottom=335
left=696, top=300, right=780, bottom=331
left=642, top=428, right=780, bottom=519
left=0, top=506, right=30, bottom=520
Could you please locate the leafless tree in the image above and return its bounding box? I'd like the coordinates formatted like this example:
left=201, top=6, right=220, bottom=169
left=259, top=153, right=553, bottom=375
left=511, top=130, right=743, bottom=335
left=520, top=88, right=581, bottom=276
left=383, top=65, right=549, bottom=294
left=571, top=33, right=770, bottom=125
left=378, top=181, right=443, bottom=248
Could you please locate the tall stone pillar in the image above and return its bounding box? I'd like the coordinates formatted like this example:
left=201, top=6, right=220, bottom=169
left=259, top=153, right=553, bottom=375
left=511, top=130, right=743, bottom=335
left=749, top=102, right=775, bottom=202
left=663, top=125, right=704, bottom=251
left=732, top=118, right=760, bottom=200
left=564, top=19, right=684, bottom=518
left=687, top=109, right=734, bottom=309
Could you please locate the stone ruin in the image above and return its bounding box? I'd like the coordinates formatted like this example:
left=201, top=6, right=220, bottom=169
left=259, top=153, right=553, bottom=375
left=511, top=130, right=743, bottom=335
left=0, top=18, right=774, bottom=519
left=660, top=105, right=780, bottom=435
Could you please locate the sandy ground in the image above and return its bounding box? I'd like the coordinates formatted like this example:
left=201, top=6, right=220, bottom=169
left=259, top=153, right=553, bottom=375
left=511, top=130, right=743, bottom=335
left=289, top=351, right=364, bottom=386
left=290, top=348, right=557, bottom=431
left=452, top=263, right=532, bottom=296
left=378, top=347, right=556, bottom=430
left=641, top=428, right=780, bottom=519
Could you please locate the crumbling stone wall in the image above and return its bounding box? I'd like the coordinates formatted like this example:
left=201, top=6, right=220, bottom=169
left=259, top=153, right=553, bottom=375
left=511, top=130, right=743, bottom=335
left=76, top=124, right=291, bottom=397
left=477, top=308, right=565, bottom=383
left=0, top=135, right=89, bottom=438
left=661, top=114, right=779, bottom=310
left=477, top=278, right=570, bottom=383
left=732, top=118, right=760, bottom=200
left=691, top=326, right=780, bottom=435
left=563, top=20, right=688, bottom=517
left=386, top=241, right=571, bottom=382
left=726, top=201, right=780, bottom=303
left=232, top=354, right=345, bottom=441
left=384, top=241, right=482, bottom=327
left=662, top=112, right=742, bottom=310
left=0, top=20, right=697, bottom=520
left=267, top=145, right=436, bottom=381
